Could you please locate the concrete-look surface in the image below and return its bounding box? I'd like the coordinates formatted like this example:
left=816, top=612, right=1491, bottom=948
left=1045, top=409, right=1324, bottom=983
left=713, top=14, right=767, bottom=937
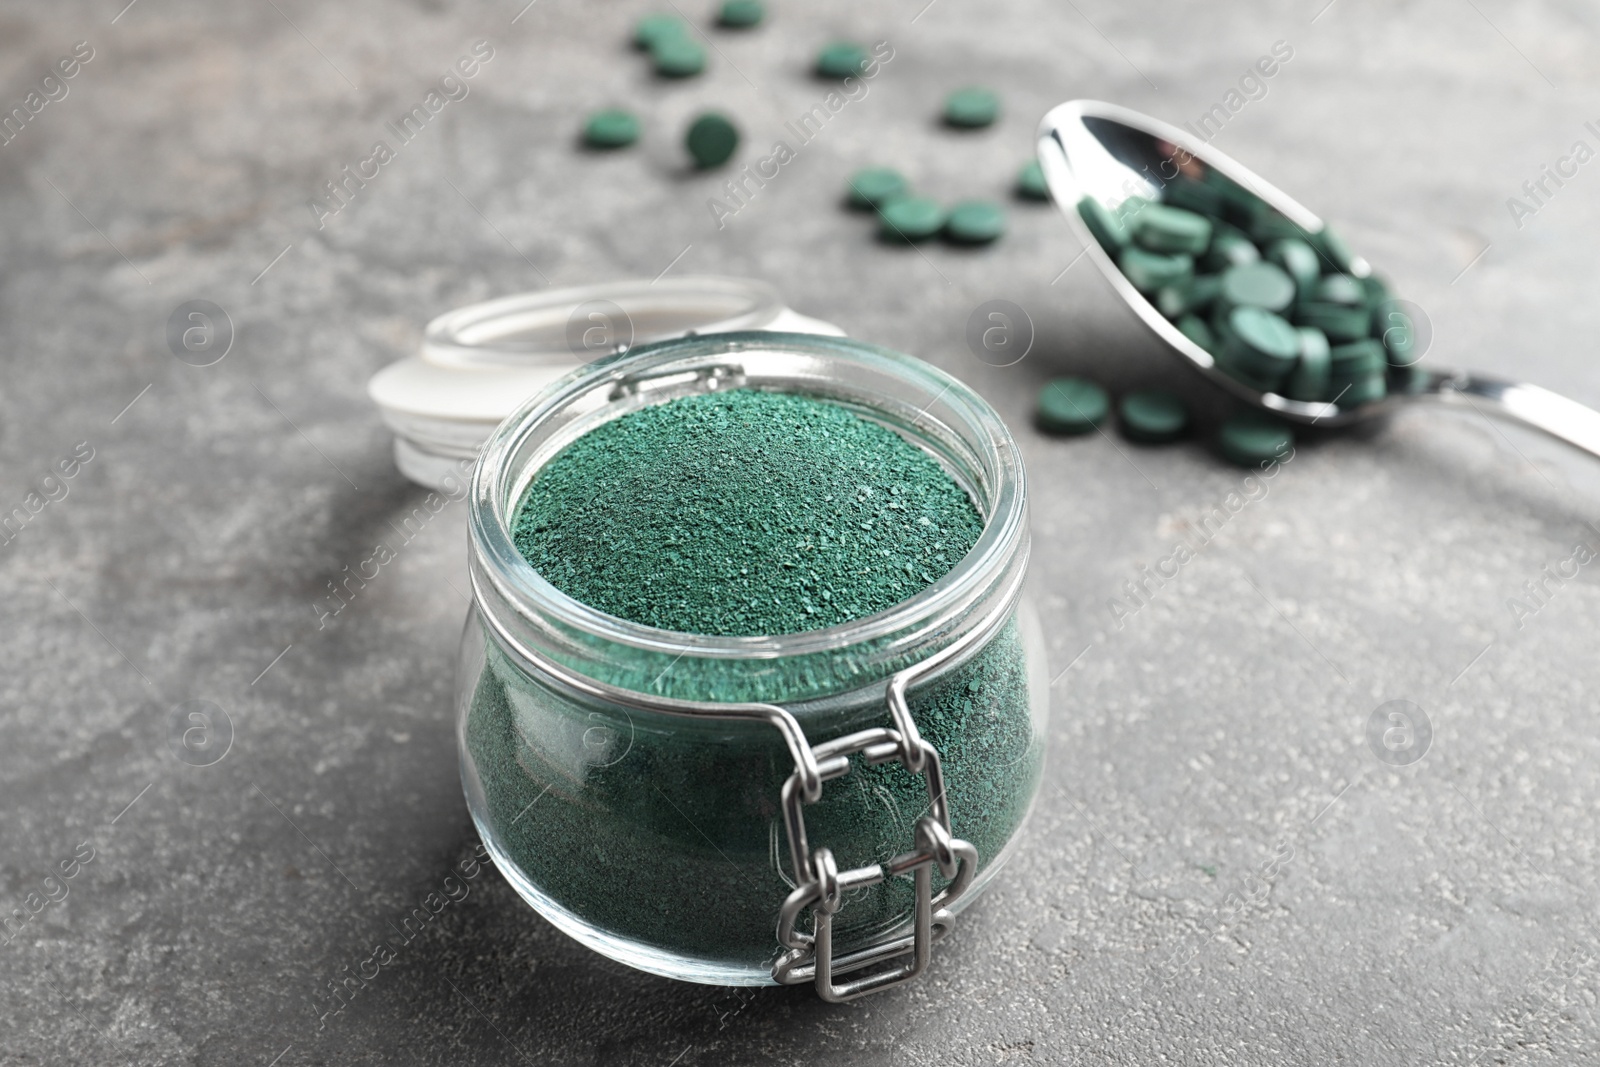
left=4, top=1, right=1600, bottom=1064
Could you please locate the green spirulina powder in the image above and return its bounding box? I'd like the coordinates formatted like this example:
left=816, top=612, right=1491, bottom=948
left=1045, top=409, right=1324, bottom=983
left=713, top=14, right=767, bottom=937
left=512, top=389, right=984, bottom=635
left=465, top=388, right=1042, bottom=970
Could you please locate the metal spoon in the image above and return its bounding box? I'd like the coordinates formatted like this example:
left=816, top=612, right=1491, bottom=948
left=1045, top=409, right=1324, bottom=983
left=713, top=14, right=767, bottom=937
left=1036, top=99, right=1600, bottom=458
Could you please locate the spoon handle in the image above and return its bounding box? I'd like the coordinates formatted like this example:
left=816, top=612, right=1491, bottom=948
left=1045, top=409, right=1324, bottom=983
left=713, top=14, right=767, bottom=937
left=1428, top=371, right=1600, bottom=460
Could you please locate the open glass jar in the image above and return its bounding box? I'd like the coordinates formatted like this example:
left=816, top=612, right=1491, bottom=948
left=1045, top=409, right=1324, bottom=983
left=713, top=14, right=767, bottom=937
left=456, top=331, right=1047, bottom=999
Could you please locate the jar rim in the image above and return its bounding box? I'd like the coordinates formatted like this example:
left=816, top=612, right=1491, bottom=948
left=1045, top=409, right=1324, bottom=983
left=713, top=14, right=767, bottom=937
left=468, top=330, right=1027, bottom=673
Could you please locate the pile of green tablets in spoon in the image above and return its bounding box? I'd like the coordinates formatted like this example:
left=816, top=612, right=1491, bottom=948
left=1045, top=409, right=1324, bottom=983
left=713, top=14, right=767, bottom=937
left=1077, top=168, right=1415, bottom=409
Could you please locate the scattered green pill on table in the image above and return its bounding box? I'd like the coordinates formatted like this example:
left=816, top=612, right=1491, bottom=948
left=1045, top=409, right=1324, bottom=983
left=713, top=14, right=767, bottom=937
left=716, top=0, right=765, bottom=27
left=652, top=35, right=707, bottom=76
left=1037, top=377, right=1110, bottom=435
left=879, top=196, right=946, bottom=241
left=1218, top=412, right=1294, bottom=467
left=943, top=86, right=999, bottom=128
left=1016, top=159, right=1049, bottom=201
left=1118, top=389, right=1189, bottom=443
left=685, top=112, right=739, bottom=167
left=815, top=41, right=868, bottom=78
left=847, top=166, right=909, bottom=208
left=945, top=199, right=1006, bottom=244
left=634, top=13, right=687, bottom=48
left=582, top=108, right=640, bottom=148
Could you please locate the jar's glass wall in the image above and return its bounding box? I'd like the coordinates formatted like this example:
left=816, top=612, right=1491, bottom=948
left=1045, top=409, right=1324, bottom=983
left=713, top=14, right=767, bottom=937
left=456, top=332, right=1046, bottom=986
left=456, top=601, right=1048, bottom=984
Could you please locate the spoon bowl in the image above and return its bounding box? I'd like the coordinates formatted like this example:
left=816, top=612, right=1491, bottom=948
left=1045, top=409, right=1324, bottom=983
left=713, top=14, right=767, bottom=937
left=1037, top=99, right=1600, bottom=457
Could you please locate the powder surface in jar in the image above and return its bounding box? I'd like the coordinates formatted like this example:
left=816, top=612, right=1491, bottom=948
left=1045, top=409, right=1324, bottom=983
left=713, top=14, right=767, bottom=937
left=511, top=388, right=984, bottom=636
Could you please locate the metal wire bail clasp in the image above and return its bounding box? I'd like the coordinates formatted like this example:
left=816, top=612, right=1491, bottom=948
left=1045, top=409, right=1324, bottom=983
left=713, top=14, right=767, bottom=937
left=771, top=723, right=979, bottom=1002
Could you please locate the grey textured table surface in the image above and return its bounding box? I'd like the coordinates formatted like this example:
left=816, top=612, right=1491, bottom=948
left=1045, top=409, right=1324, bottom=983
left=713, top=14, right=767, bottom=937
left=6, top=0, right=1600, bottom=1064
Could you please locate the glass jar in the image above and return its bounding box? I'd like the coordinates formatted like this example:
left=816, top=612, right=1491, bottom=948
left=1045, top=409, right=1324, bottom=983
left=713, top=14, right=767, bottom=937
left=456, top=331, right=1047, bottom=999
